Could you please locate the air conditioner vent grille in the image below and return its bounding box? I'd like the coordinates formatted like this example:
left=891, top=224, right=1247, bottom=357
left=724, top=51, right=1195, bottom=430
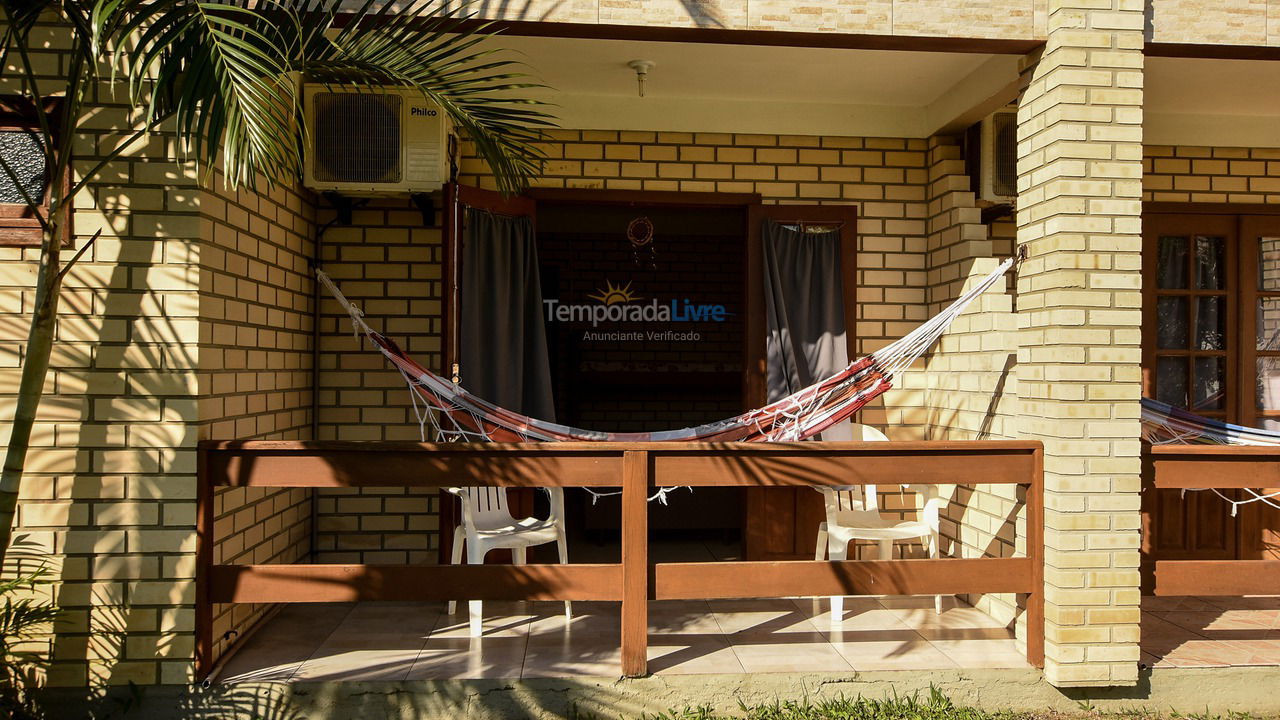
left=312, top=92, right=402, bottom=183
left=991, top=112, right=1017, bottom=198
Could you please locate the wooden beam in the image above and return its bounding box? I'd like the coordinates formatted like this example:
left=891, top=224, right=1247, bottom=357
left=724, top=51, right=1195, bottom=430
left=651, top=448, right=1037, bottom=487
left=1155, top=560, right=1280, bottom=596
left=195, top=448, right=214, bottom=679
left=370, top=17, right=1045, bottom=56
left=200, top=440, right=1044, bottom=490
left=1149, top=445, right=1280, bottom=489
left=206, top=449, right=623, bottom=488
left=653, top=558, right=1034, bottom=599
left=1026, top=446, right=1045, bottom=669
left=621, top=450, right=649, bottom=678
left=208, top=564, right=624, bottom=603
left=1145, top=42, right=1280, bottom=61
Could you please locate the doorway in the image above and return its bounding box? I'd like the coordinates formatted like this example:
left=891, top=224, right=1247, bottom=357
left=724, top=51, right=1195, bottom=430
left=536, top=199, right=749, bottom=560
left=1141, top=206, right=1280, bottom=590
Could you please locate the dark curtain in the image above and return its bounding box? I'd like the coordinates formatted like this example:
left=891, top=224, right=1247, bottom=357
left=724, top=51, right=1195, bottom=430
left=459, top=207, right=556, bottom=421
left=762, top=218, right=849, bottom=403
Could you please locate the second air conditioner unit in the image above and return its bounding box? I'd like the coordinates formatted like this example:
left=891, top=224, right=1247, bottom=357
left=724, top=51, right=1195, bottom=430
left=302, top=85, right=451, bottom=195
left=978, top=110, right=1018, bottom=204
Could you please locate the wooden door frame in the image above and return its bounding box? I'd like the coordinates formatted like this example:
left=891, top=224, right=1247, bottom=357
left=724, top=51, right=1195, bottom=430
left=440, top=183, right=538, bottom=564
left=744, top=204, right=860, bottom=560
left=1141, top=202, right=1280, bottom=577
left=442, top=187, right=861, bottom=563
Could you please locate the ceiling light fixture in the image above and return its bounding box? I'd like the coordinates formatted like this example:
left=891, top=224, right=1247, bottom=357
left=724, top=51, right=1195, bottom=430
left=627, top=60, right=655, bottom=98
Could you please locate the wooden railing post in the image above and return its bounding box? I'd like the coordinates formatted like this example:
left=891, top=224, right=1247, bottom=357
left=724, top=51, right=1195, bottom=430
left=1026, top=444, right=1045, bottom=668
left=195, top=447, right=214, bottom=679
left=621, top=450, right=649, bottom=677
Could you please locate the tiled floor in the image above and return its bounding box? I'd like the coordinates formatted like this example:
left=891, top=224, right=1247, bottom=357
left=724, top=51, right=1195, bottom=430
left=218, top=595, right=1029, bottom=682
left=1140, top=595, right=1280, bottom=668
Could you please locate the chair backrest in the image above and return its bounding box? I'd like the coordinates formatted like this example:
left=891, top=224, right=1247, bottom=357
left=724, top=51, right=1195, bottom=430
left=818, top=420, right=885, bottom=517
left=451, top=486, right=567, bottom=532
left=455, top=486, right=517, bottom=532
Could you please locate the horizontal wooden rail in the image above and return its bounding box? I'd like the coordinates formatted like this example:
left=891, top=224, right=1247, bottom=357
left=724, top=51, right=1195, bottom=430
left=210, top=564, right=624, bottom=603
left=1145, top=444, right=1280, bottom=596
left=1148, top=444, right=1280, bottom=489
left=654, top=558, right=1034, bottom=600
left=197, top=440, right=1044, bottom=679
left=1155, top=560, right=1280, bottom=596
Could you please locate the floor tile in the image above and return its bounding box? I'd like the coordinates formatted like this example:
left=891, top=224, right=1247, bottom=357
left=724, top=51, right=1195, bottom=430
left=929, top=638, right=1029, bottom=669
left=708, top=599, right=823, bottom=636
left=218, top=604, right=353, bottom=683
left=1159, top=639, right=1258, bottom=668
left=522, top=635, right=621, bottom=678
left=834, top=638, right=958, bottom=671
left=648, top=636, right=744, bottom=675
left=406, top=637, right=528, bottom=680
left=221, top=596, right=1035, bottom=681
left=431, top=601, right=536, bottom=638
left=729, top=634, right=854, bottom=673
left=293, top=647, right=422, bottom=681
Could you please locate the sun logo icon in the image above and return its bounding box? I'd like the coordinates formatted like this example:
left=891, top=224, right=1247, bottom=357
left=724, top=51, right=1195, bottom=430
left=588, top=280, right=642, bottom=305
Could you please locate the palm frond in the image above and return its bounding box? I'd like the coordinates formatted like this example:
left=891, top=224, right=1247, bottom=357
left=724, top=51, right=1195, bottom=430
left=110, top=0, right=302, bottom=187
left=297, top=0, right=555, bottom=193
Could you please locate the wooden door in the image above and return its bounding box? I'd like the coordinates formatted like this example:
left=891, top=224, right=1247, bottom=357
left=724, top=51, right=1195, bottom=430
left=1141, top=210, right=1280, bottom=583
left=1141, top=213, right=1239, bottom=572
left=1237, top=215, right=1280, bottom=560
left=744, top=204, right=859, bottom=561
left=438, top=183, right=537, bottom=564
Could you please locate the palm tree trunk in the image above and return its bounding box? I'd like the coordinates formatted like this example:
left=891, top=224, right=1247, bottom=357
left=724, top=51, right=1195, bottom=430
left=0, top=220, right=64, bottom=568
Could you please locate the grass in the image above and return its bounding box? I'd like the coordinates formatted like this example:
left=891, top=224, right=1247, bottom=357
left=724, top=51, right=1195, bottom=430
left=616, top=689, right=1277, bottom=720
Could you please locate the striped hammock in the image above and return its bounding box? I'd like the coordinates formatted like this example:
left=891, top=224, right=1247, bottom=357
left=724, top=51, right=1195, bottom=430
left=318, top=258, right=1015, bottom=445
left=1142, top=398, right=1280, bottom=446
left=1141, top=398, right=1280, bottom=514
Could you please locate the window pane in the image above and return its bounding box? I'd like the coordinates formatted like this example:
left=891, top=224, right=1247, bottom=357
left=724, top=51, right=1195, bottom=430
left=1157, top=296, right=1188, bottom=349
left=1259, top=418, right=1280, bottom=432
left=1156, top=356, right=1188, bottom=407
left=1258, top=357, right=1280, bottom=412
left=1192, top=357, right=1225, bottom=411
left=1195, top=296, right=1226, bottom=350
left=0, top=130, right=47, bottom=205
left=1157, top=236, right=1188, bottom=289
left=1258, top=298, right=1280, bottom=351
left=1194, top=236, right=1226, bottom=289
left=1260, top=237, right=1280, bottom=291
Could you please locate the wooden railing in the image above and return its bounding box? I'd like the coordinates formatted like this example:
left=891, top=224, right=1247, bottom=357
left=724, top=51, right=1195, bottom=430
left=1146, top=444, right=1280, bottom=596
left=197, top=440, right=1045, bottom=678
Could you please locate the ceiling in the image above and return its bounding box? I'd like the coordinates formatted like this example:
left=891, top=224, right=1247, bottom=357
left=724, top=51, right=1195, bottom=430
left=1146, top=56, right=1280, bottom=147
left=496, top=36, right=1018, bottom=137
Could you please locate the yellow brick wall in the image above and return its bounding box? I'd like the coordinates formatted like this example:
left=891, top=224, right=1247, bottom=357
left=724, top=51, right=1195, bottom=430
left=313, top=202, right=441, bottom=563
left=466, top=0, right=1042, bottom=38
left=0, top=64, right=204, bottom=685
left=1147, top=0, right=1277, bottom=46
left=197, top=170, right=316, bottom=666
left=910, top=136, right=1026, bottom=647
left=1144, top=145, right=1280, bottom=202
left=1014, top=0, right=1145, bottom=687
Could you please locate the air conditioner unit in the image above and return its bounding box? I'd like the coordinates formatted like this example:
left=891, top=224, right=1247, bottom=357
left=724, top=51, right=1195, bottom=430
left=302, top=85, right=451, bottom=194
left=978, top=110, right=1017, bottom=204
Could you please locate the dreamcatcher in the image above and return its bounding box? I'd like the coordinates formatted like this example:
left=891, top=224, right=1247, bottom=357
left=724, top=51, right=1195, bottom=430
left=627, top=216, right=656, bottom=269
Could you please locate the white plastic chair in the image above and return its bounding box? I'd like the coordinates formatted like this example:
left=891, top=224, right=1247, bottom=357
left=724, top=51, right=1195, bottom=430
left=814, top=421, right=947, bottom=621
left=445, top=486, right=571, bottom=636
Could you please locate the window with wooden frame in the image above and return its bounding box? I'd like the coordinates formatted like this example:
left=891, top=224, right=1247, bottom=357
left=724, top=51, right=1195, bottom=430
left=1144, top=209, right=1280, bottom=430
left=0, top=96, right=68, bottom=247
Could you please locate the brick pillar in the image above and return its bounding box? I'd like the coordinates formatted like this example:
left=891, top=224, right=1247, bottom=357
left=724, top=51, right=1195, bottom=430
left=1014, top=1, right=1144, bottom=687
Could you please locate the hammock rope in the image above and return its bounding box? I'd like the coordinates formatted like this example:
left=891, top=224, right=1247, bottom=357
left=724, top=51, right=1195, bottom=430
left=316, top=257, right=1014, bottom=502
left=318, top=257, right=1013, bottom=441
left=1141, top=398, right=1280, bottom=514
